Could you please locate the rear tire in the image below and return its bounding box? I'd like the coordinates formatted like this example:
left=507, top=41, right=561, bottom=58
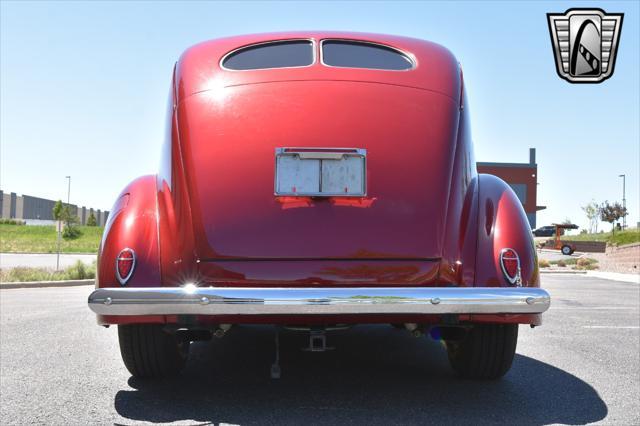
left=561, top=245, right=573, bottom=255
left=446, top=324, right=518, bottom=380
left=118, top=324, right=190, bottom=378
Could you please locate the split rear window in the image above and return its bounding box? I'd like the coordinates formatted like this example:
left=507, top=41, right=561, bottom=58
left=322, top=40, right=413, bottom=70
left=221, top=39, right=414, bottom=71
left=222, top=40, right=314, bottom=70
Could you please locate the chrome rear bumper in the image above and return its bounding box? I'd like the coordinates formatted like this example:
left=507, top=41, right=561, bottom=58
left=88, top=286, right=550, bottom=316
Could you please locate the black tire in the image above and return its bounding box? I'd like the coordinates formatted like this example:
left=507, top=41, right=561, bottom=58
left=561, top=245, right=573, bottom=255
left=118, top=324, right=190, bottom=378
left=446, top=324, right=518, bottom=380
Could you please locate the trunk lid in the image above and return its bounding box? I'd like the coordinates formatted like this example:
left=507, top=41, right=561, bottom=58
left=178, top=81, right=459, bottom=262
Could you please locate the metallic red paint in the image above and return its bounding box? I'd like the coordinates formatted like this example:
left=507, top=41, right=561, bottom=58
left=197, top=259, right=440, bottom=287
left=97, top=175, right=161, bottom=289
left=475, top=174, right=540, bottom=289
left=179, top=81, right=459, bottom=261
left=96, top=32, right=541, bottom=327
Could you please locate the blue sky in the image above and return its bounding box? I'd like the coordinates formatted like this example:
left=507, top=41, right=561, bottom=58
left=1, top=0, right=638, bottom=231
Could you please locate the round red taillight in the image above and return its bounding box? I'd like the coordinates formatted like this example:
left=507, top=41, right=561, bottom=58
left=500, top=248, right=521, bottom=286
left=116, top=248, right=136, bottom=285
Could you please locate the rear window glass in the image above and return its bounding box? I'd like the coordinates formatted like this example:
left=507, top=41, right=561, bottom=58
left=222, top=40, right=314, bottom=70
left=322, top=40, right=414, bottom=70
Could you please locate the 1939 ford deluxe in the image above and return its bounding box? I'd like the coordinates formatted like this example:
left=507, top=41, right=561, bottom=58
left=88, top=32, right=550, bottom=380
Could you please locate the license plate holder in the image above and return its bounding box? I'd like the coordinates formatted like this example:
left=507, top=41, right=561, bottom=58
left=275, top=148, right=366, bottom=197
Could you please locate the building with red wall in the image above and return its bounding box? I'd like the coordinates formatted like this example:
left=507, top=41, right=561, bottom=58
left=477, top=148, right=545, bottom=228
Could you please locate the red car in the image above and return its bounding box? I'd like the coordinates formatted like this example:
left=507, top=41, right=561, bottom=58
left=89, top=32, right=550, bottom=380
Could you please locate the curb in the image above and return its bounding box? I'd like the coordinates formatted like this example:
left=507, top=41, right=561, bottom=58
left=0, top=252, right=97, bottom=255
left=540, top=269, right=587, bottom=274
left=0, top=279, right=94, bottom=289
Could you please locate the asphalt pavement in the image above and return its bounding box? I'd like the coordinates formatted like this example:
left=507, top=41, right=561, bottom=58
left=1, top=275, right=638, bottom=425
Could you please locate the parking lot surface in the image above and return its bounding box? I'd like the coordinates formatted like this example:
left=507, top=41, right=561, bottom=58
left=1, top=275, right=638, bottom=425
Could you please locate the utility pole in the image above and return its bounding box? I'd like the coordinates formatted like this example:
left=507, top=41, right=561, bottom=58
left=619, top=174, right=626, bottom=229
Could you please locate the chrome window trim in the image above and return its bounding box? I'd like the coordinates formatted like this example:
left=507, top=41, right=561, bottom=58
left=273, top=147, right=367, bottom=197
left=115, top=248, right=136, bottom=286
left=220, top=38, right=317, bottom=72
left=319, top=38, right=416, bottom=71
left=500, top=248, right=522, bottom=287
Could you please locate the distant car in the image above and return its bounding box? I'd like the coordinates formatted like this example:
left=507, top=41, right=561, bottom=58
left=88, top=32, right=550, bottom=380
left=533, top=226, right=556, bottom=237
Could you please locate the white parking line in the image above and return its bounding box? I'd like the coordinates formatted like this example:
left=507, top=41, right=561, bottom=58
left=554, top=307, right=636, bottom=310
left=582, top=326, right=640, bottom=329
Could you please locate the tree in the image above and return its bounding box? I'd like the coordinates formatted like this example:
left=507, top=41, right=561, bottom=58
left=599, top=201, right=628, bottom=235
left=86, top=212, right=97, bottom=226
left=581, top=200, right=600, bottom=234
left=52, top=200, right=64, bottom=221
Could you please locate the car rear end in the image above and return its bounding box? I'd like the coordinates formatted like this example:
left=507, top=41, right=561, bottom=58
left=89, top=33, right=549, bottom=380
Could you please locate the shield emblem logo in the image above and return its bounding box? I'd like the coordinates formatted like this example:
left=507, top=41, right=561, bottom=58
left=547, top=8, right=623, bottom=83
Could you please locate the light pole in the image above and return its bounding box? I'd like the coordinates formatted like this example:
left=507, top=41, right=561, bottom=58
left=56, top=176, right=71, bottom=271
left=66, top=176, right=71, bottom=206
left=619, top=174, right=626, bottom=230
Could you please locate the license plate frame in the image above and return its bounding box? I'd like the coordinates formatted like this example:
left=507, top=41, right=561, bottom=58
left=274, top=148, right=367, bottom=197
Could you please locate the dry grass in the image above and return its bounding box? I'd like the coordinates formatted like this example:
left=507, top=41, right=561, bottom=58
left=575, top=257, right=599, bottom=270
left=0, top=260, right=96, bottom=283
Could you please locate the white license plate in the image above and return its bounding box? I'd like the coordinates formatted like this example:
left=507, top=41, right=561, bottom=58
left=275, top=148, right=366, bottom=196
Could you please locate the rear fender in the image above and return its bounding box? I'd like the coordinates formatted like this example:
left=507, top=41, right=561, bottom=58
left=475, top=174, right=539, bottom=288
left=97, top=175, right=161, bottom=289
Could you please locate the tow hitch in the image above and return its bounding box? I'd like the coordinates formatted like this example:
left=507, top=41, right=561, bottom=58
left=271, top=326, right=345, bottom=379
left=302, top=329, right=334, bottom=352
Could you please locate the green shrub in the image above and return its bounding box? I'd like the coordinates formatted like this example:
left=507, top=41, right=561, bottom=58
left=538, top=259, right=550, bottom=268
left=0, top=219, right=25, bottom=225
left=86, top=212, right=97, bottom=226
left=52, top=200, right=64, bottom=221
left=556, top=260, right=567, bottom=267
left=62, top=225, right=82, bottom=240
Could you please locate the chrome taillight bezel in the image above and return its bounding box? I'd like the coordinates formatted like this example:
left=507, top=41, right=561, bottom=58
left=500, top=248, right=522, bottom=287
left=116, top=248, right=136, bottom=286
